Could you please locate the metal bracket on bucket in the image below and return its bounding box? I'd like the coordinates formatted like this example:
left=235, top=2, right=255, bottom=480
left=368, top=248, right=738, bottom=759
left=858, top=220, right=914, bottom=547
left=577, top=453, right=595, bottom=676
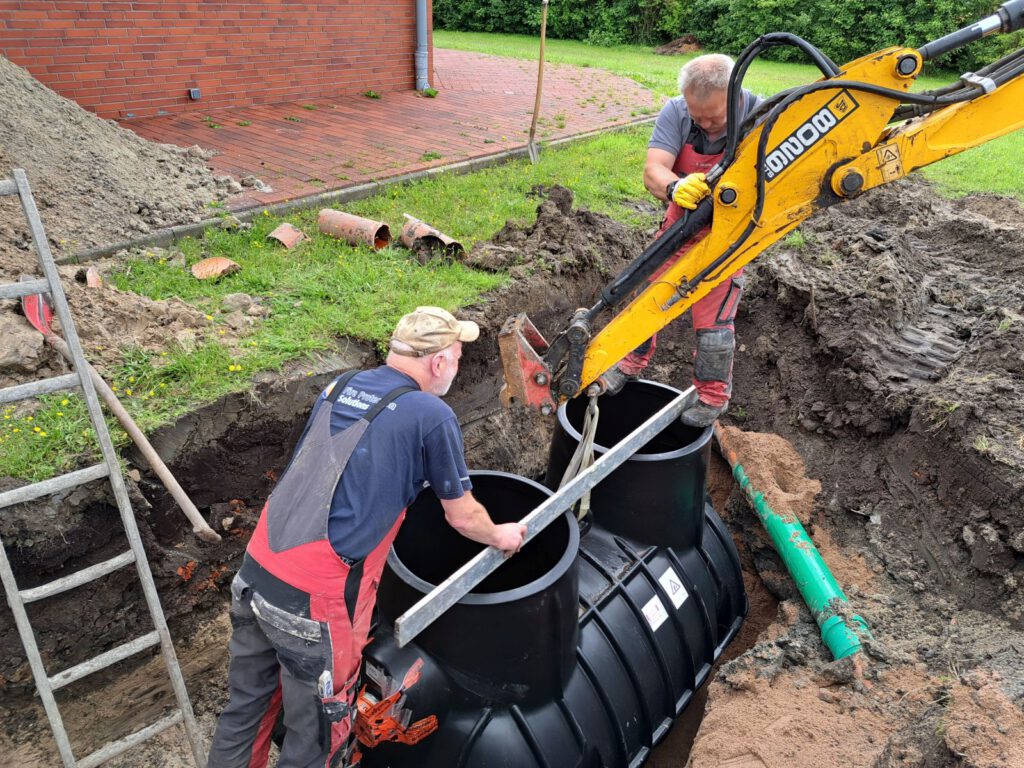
left=394, top=386, right=698, bottom=647
left=497, top=313, right=558, bottom=416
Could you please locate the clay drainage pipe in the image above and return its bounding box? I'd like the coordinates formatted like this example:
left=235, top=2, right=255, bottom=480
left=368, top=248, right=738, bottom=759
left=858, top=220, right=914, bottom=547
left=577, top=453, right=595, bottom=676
left=318, top=209, right=391, bottom=250
left=713, top=422, right=870, bottom=660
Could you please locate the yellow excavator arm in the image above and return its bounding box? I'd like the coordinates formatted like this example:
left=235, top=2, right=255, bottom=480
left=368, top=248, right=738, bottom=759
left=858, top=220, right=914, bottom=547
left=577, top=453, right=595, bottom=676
left=500, top=1, right=1024, bottom=415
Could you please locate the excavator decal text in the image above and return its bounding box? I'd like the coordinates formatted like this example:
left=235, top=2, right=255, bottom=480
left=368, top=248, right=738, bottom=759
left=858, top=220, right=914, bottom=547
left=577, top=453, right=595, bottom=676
left=764, top=91, right=860, bottom=181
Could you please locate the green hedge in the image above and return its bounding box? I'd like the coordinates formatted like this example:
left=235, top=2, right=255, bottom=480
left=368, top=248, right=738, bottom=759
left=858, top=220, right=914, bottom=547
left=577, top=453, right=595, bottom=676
left=434, top=0, right=1022, bottom=71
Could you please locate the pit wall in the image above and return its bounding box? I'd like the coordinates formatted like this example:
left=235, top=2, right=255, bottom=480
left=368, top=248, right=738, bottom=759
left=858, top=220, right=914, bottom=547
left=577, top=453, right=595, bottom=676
left=0, top=0, right=433, bottom=119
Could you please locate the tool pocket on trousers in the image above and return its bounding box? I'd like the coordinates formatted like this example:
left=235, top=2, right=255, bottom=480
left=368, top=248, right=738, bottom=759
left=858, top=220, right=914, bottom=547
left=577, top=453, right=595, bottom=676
left=317, top=692, right=353, bottom=755
left=251, top=593, right=325, bottom=679
left=228, top=574, right=255, bottom=628
left=714, top=276, right=745, bottom=325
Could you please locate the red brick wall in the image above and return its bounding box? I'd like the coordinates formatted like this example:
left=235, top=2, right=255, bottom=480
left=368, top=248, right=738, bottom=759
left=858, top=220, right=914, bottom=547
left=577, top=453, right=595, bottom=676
left=1, top=1, right=434, bottom=119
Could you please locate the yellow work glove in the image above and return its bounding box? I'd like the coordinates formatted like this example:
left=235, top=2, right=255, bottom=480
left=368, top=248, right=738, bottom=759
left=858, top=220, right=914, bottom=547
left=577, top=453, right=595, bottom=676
left=667, top=172, right=710, bottom=210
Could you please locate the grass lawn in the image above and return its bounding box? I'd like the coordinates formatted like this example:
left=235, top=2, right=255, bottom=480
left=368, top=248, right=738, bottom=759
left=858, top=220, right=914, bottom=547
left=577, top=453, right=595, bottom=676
left=3, top=32, right=1021, bottom=479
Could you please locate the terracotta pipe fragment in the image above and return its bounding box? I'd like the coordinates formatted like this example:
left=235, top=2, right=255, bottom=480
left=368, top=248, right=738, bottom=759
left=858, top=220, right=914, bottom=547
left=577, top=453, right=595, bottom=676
left=266, top=222, right=307, bottom=249
left=318, top=209, right=391, bottom=250
left=400, top=214, right=465, bottom=264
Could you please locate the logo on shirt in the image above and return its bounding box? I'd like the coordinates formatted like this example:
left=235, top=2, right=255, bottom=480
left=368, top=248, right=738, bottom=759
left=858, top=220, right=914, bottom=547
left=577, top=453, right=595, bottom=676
left=763, top=91, right=859, bottom=182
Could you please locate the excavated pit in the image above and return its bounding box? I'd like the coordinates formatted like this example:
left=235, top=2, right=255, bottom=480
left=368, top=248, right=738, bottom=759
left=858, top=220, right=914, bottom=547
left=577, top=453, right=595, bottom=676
left=2, top=182, right=1023, bottom=767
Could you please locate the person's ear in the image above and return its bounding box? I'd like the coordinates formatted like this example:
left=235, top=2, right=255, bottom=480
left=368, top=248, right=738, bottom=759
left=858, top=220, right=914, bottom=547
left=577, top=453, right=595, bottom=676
left=430, top=351, right=445, bottom=377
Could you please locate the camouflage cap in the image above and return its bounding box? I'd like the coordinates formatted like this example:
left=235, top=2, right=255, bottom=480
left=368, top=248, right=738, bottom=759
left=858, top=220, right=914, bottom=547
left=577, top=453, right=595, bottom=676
left=390, top=306, right=480, bottom=356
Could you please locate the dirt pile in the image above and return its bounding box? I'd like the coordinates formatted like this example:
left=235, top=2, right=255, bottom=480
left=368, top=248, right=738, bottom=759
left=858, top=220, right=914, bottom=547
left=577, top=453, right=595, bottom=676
left=655, top=35, right=702, bottom=56
left=0, top=55, right=230, bottom=275
left=464, top=184, right=646, bottom=279
left=454, top=185, right=650, bottom=478
left=738, top=177, right=1024, bottom=614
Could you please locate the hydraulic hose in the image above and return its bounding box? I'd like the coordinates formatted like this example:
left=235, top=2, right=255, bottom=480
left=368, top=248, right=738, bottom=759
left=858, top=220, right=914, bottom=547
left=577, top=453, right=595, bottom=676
left=918, top=0, right=1024, bottom=61
left=714, top=424, right=870, bottom=660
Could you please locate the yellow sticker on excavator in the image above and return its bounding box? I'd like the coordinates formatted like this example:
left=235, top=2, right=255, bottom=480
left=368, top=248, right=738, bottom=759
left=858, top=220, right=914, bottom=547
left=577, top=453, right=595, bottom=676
left=875, top=142, right=904, bottom=181
left=764, top=90, right=860, bottom=182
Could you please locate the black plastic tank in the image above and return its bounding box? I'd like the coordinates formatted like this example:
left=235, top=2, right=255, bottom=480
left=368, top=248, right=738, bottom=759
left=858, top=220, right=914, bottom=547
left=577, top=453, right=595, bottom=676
left=361, top=382, right=747, bottom=768
left=546, top=379, right=711, bottom=549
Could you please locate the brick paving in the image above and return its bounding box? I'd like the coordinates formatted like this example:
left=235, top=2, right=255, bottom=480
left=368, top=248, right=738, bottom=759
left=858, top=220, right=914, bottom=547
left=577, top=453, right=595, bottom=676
left=125, top=49, right=662, bottom=210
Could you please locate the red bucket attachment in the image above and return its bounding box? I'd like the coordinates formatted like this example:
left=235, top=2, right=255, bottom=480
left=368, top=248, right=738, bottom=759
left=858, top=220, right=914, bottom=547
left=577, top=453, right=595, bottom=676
left=498, top=313, right=557, bottom=416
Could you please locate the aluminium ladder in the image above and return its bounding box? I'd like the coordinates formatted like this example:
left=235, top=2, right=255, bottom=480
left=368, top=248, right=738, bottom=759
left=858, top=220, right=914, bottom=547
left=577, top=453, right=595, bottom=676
left=0, top=169, right=206, bottom=767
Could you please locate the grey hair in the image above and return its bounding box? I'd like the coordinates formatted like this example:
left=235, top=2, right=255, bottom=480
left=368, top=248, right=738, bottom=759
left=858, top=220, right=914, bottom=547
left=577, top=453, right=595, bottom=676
left=678, top=54, right=734, bottom=100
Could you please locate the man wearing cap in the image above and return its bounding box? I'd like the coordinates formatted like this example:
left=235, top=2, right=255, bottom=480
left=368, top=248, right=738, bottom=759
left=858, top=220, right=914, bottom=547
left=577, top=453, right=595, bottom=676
left=207, top=307, right=526, bottom=768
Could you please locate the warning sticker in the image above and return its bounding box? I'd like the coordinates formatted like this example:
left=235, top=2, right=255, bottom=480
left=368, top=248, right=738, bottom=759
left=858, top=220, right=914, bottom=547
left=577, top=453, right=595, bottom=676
left=642, top=595, right=669, bottom=631
left=658, top=567, right=689, bottom=609
left=875, top=142, right=904, bottom=182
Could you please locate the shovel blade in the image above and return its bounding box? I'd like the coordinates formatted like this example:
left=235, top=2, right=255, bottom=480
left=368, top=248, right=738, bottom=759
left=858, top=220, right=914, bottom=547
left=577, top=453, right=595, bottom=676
left=20, top=276, right=53, bottom=335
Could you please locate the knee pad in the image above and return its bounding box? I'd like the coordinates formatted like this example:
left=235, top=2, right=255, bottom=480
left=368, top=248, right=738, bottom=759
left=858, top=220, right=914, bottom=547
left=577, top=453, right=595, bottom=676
left=694, top=328, right=734, bottom=383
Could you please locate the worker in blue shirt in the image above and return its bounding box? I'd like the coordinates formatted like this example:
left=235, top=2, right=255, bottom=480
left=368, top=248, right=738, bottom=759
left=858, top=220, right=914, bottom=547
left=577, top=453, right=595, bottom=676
left=207, top=306, right=526, bottom=768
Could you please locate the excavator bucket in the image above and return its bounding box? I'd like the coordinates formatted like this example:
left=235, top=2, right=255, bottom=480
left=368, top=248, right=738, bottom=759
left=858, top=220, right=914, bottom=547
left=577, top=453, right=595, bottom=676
left=498, top=313, right=558, bottom=415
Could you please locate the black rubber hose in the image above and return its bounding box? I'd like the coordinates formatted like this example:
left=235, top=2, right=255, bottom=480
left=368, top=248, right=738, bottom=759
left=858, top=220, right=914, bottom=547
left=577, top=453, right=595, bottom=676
left=919, top=0, right=1024, bottom=61
left=595, top=200, right=714, bottom=310
left=722, top=34, right=841, bottom=169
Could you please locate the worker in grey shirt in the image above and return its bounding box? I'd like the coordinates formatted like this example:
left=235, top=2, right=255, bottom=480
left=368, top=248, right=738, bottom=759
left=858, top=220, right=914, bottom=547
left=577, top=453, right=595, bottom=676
left=601, top=54, right=764, bottom=427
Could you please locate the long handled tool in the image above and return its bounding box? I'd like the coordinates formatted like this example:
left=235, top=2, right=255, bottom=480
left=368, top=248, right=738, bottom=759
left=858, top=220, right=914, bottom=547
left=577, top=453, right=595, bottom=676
left=526, top=0, right=550, bottom=164
left=21, top=286, right=222, bottom=543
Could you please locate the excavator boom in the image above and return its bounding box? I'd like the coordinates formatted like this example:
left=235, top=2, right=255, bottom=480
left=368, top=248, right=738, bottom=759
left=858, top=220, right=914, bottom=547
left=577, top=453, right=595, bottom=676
left=500, top=0, right=1024, bottom=412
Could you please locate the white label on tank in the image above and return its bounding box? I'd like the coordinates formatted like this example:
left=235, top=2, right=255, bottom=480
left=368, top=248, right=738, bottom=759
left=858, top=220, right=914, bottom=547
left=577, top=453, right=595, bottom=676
left=642, top=595, right=669, bottom=631
left=658, top=567, right=689, bottom=609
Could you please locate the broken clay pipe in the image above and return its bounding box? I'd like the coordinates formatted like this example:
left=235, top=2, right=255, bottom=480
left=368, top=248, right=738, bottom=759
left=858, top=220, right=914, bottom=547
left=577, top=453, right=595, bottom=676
left=318, top=209, right=391, bottom=250
left=400, top=214, right=465, bottom=264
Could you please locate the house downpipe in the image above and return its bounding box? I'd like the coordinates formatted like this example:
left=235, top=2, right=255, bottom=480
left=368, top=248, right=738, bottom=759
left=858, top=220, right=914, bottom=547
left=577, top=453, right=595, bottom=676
left=415, top=0, right=430, bottom=91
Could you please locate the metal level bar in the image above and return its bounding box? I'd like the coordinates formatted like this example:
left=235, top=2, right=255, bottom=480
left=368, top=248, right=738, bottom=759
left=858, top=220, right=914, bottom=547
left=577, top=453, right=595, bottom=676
left=0, top=277, right=49, bottom=300
left=394, top=387, right=698, bottom=647
left=0, top=373, right=81, bottom=405
left=0, top=463, right=108, bottom=511
left=21, top=550, right=136, bottom=604
left=77, top=711, right=184, bottom=768
left=49, top=631, right=161, bottom=691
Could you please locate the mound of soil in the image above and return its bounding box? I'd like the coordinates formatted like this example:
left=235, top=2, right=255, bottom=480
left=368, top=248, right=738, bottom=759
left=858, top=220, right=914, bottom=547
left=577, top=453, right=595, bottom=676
left=0, top=55, right=230, bottom=275
left=655, top=34, right=702, bottom=56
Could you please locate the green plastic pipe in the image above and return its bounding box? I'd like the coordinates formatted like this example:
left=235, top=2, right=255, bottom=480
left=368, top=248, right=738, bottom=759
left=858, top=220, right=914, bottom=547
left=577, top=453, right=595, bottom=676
left=714, top=424, right=870, bottom=660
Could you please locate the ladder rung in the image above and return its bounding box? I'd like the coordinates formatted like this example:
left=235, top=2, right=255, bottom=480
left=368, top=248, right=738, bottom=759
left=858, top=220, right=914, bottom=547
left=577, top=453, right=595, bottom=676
left=49, top=631, right=161, bottom=691
left=0, top=178, right=15, bottom=196
left=20, top=550, right=136, bottom=604
left=77, top=710, right=184, bottom=768
left=0, top=277, right=48, bottom=300
left=0, top=464, right=109, bottom=510
left=0, top=373, right=81, bottom=405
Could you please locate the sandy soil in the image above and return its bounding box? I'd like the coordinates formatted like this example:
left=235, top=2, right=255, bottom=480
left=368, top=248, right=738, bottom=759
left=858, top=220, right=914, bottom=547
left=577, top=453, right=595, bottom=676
left=1, top=176, right=1022, bottom=768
